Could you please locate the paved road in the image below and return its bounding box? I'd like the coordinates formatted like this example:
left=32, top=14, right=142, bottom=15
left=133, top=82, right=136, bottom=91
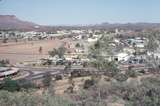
left=17, top=67, right=63, bottom=81
left=15, top=64, right=150, bottom=81
left=17, top=66, right=90, bottom=80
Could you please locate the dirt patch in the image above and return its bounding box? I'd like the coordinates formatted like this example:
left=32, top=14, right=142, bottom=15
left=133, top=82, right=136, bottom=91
left=0, top=39, right=63, bottom=64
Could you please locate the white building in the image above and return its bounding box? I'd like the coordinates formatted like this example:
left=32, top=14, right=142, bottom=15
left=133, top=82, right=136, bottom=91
left=115, top=52, right=131, bottom=62
left=88, top=38, right=98, bottom=43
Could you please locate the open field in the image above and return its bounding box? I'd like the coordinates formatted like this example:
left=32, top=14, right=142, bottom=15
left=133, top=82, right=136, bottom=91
left=0, top=39, right=63, bottom=64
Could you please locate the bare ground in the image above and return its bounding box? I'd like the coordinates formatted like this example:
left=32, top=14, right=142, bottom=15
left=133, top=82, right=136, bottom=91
left=0, top=39, right=63, bottom=64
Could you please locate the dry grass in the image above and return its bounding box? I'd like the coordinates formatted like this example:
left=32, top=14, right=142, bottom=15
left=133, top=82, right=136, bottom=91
left=54, top=76, right=91, bottom=94
left=0, top=39, right=63, bottom=64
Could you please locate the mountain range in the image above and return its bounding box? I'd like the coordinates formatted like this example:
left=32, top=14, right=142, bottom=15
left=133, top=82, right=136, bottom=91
left=0, top=15, right=160, bottom=31
left=0, top=15, right=40, bottom=31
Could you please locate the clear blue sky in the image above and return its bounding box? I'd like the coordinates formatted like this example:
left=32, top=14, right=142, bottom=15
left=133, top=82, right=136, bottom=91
left=0, top=0, right=159, bottom=25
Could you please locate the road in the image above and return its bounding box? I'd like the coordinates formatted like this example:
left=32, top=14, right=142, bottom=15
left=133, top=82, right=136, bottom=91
left=16, top=66, right=91, bottom=81
left=17, top=67, right=63, bottom=81
left=16, top=64, right=150, bottom=81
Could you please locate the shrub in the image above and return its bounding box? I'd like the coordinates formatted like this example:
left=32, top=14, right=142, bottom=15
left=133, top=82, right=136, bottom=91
left=126, top=70, right=137, bottom=78
left=65, top=86, right=74, bottom=94
left=70, top=70, right=81, bottom=78
left=1, top=77, right=20, bottom=92
left=0, top=90, right=72, bottom=106
left=17, top=79, right=36, bottom=90
left=83, top=79, right=95, bottom=89
left=82, top=62, right=88, bottom=67
left=0, top=59, right=10, bottom=67
left=126, top=77, right=160, bottom=106
left=42, top=72, right=52, bottom=87
left=55, top=74, right=62, bottom=80
left=75, top=43, right=80, bottom=48
left=139, top=69, right=146, bottom=74
left=114, top=73, right=128, bottom=82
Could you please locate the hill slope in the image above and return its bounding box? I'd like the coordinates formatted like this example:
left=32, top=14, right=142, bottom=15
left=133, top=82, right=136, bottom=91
left=0, top=15, right=39, bottom=31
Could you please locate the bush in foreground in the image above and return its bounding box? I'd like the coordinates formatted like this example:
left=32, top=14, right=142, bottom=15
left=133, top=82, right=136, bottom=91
left=0, top=77, right=20, bottom=92
left=0, top=90, right=72, bottom=106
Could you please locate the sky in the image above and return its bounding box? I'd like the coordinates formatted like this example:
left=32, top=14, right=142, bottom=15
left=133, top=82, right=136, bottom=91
left=0, top=0, right=160, bottom=25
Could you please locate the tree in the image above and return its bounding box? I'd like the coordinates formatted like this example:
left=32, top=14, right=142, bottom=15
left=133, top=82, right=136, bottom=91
left=66, top=76, right=75, bottom=93
left=126, top=77, right=160, bottom=106
left=89, top=35, right=117, bottom=60
left=75, top=43, right=80, bottom=48
left=2, top=77, right=20, bottom=92
left=83, top=62, right=88, bottom=67
left=42, top=72, right=52, bottom=87
left=91, top=58, right=119, bottom=77
left=48, top=48, right=57, bottom=57
left=64, top=61, right=71, bottom=70
left=133, top=42, right=138, bottom=56
left=145, top=35, right=159, bottom=53
left=0, top=59, right=10, bottom=67
left=48, top=82, right=55, bottom=96
left=57, top=46, right=66, bottom=58
left=83, top=79, right=95, bottom=89
left=48, top=46, right=66, bottom=58
left=38, top=46, right=43, bottom=54
left=126, top=66, right=137, bottom=78
left=145, top=33, right=160, bottom=72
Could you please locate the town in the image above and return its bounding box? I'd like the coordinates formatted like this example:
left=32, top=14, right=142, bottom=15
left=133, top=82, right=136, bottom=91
left=0, top=24, right=160, bottom=105
left=1, top=0, right=160, bottom=105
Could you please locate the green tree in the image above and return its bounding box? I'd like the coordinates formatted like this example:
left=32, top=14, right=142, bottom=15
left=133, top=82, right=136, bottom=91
left=83, top=79, right=95, bottom=89
left=89, top=35, right=117, bottom=60
left=48, top=46, right=66, bottom=58
left=2, top=77, right=20, bottom=92
left=57, top=46, right=66, bottom=58
left=91, top=58, right=119, bottom=77
left=89, top=35, right=120, bottom=77
left=42, top=72, right=52, bottom=87
left=75, top=43, right=80, bottom=48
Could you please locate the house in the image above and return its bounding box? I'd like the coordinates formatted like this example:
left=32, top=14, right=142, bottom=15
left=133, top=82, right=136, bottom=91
left=126, top=37, right=147, bottom=48
left=114, top=52, right=131, bottom=62
left=87, top=37, right=98, bottom=43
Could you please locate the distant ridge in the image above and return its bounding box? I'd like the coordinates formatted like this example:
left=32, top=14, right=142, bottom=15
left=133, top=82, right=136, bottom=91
left=91, top=22, right=160, bottom=31
left=1, top=15, right=160, bottom=31
left=0, top=15, right=40, bottom=31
